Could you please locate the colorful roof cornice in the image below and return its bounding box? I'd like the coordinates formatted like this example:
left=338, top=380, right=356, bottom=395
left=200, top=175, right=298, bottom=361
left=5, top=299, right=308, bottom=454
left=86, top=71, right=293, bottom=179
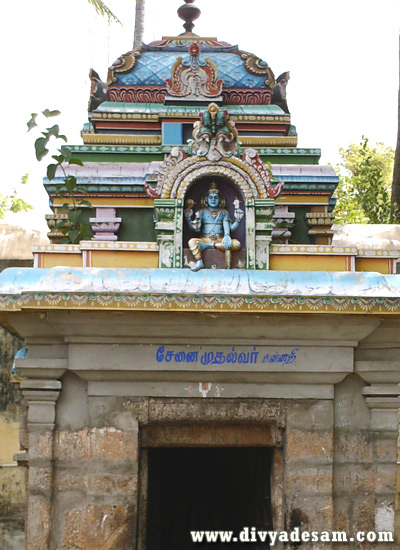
left=1, top=268, right=400, bottom=315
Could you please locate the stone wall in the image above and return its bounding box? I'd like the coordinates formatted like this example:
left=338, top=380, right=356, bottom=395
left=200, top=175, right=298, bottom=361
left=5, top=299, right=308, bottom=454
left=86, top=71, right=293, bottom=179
left=8, top=310, right=400, bottom=549
left=22, top=388, right=399, bottom=549
left=0, top=327, right=26, bottom=550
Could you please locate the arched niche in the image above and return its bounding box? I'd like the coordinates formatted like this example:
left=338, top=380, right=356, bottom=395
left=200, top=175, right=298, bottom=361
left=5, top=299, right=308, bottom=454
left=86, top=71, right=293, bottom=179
left=182, top=175, right=247, bottom=269
left=154, top=151, right=277, bottom=270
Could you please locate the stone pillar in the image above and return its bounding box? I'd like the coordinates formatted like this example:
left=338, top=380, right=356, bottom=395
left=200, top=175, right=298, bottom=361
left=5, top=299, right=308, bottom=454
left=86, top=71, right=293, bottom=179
left=285, top=400, right=334, bottom=549
left=333, top=374, right=375, bottom=550
left=254, top=198, right=274, bottom=269
left=154, top=198, right=182, bottom=268
left=21, top=379, right=61, bottom=550
left=363, top=384, right=400, bottom=549
left=245, top=198, right=256, bottom=269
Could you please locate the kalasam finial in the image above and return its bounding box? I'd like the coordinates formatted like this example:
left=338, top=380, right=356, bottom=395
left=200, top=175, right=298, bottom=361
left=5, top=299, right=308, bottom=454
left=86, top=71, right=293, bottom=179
left=177, top=0, right=201, bottom=35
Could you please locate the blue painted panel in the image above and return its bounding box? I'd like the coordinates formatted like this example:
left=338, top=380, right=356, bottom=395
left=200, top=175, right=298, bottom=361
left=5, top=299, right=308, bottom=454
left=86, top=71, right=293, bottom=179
left=1, top=267, right=400, bottom=299
left=115, top=52, right=268, bottom=89
left=162, top=123, right=183, bottom=145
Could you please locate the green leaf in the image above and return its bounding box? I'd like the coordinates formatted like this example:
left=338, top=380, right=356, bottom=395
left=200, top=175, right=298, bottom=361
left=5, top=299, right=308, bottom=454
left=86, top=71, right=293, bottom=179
left=65, top=176, right=77, bottom=193
left=42, top=109, right=61, bottom=118
left=62, top=147, right=72, bottom=161
left=67, top=229, right=81, bottom=244
left=34, top=136, right=50, bottom=161
left=20, top=173, right=29, bottom=185
left=46, top=124, right=60, bottom=138
left=68, top=210, right=79, bottom=223
left=27, top=113, right=38, bottom=132
left=78, top=199, right=92, bottom=207
left=52, top=154, right=65, bottom=164
left=68, top=158, right=84, bottom=166
left=47, top=164, right=58, bottom=181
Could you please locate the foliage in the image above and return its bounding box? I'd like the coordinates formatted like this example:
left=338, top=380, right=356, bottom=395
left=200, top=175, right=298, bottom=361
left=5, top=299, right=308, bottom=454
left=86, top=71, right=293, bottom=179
left=391, top=38, right=400, bottom=216
left=87, top=0, right=121, bottom=24
left=333, top=138, right=399, bottom=224
left=27, top=110, right=92, bottom=244
left=0, top=174, right=32, bottom=219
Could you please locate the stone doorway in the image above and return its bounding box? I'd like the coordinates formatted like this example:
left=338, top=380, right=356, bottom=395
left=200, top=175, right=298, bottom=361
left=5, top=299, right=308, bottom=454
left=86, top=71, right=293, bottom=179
left=146, top=447, right=273, bottom=549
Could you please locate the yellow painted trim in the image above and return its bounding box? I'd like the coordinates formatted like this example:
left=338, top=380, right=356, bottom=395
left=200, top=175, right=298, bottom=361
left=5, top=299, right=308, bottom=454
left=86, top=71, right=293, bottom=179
left=41, top=254, right=82, bottom=269
left=3, top=294, right=400, bottom=315
left=80, top=241, right=158, bottom=251
left=81, top=133, right=162, bottom=145
left=90, top=113, right=291, bottom=123
left=52, top=198, right=154, bottom=207
left=33, top=242, right=158, bottom=253
left=90, top=250, right=158, bottom=268
left=32, top=244, right=80, bottom=253
left=276, top=196, right=330, bottom=205
left=239, top=136, right=297, bottom=146
left=355, top=258, right=393, bottom=275
left=270, top=245, right=358, bottom=255
left=357, top=250, right=400, bottom=258
left=269, top=255, right=349, bottom=271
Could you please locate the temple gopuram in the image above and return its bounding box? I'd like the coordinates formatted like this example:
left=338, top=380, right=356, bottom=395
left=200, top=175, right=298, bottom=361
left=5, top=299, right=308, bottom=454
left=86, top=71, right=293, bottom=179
left=1, top=1, right=400, bottom=548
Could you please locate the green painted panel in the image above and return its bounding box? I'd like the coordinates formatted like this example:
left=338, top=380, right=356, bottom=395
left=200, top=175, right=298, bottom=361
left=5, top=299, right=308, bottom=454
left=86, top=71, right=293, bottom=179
left=95, top=102, right=287, bottom=117
left=116, top=208, right=156, bottom=242
left=288, top=207, right=311, bottom=245
left=71, top=153, right=164, bottom=163
left=259, top=155, right=319, bottom=165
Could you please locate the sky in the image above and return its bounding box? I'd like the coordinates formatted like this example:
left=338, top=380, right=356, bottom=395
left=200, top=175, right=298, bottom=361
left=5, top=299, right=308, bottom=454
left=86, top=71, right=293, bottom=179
left=0, top=0, right=399, bottom=234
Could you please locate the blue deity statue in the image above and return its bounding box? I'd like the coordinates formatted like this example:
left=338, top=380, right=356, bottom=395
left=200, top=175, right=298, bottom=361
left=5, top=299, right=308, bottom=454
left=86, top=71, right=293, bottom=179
left=184, top=182, right=244, bottom=271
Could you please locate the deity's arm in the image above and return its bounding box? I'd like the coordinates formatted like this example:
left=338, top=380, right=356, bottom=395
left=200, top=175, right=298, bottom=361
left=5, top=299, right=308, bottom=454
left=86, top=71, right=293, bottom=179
left=221, top=211, right=232, bottom=249
left=223, top=216, right=231, bottom=236
left=230, top=220, right=240, bottom=232
left=185, top=209, right=202, bottom=232
left=230, top=206, right=244, bottom=232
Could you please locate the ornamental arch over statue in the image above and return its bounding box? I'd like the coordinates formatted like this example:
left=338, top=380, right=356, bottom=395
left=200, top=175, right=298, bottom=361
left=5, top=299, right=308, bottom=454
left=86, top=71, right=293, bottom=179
left=146, top=104, right=283, bottom=270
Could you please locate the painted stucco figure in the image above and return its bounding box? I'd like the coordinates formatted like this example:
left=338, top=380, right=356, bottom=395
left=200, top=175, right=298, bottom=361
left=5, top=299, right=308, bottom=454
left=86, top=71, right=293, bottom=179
left=190, top=102, right=239, bottom=161
left=185, top=182, right=244, bottom=271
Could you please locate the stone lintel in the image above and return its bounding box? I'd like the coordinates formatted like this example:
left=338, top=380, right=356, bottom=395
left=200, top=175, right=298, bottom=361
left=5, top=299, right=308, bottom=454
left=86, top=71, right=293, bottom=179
left=141, top=422, right=280, bottom=447
left=88, top=381, right=334, bottom=400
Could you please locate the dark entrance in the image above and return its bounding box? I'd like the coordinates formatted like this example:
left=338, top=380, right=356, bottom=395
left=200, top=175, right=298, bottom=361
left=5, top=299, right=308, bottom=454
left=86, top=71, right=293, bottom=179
left=146, top=447, right=273, bottom=549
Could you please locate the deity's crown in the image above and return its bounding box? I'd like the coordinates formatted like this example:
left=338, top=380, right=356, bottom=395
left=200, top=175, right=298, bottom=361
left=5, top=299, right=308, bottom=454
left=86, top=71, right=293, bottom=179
left=207, top=182, right=220, bottom=194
